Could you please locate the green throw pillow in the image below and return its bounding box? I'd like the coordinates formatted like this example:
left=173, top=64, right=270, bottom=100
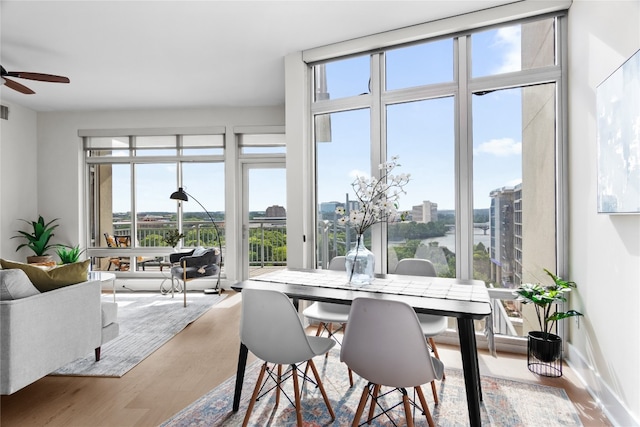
left=0, top=259, right=90, bottom=292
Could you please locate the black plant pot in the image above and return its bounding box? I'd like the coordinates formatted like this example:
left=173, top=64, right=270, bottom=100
left=528, top=331, right=562, bottom=362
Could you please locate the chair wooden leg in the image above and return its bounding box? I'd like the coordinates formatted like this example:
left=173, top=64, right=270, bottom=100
left=416, top=385, right=435, bottom=427
left=428, top=337, right=445, bottom=380
left=367, top=383, right=381, bottom=424
left=348, top=366, right=354, bottom=388
left=242, top=362, right=267, bottom=427
left=291, top=363, right=303, bottom=427
left=402, top=390, right=415, bottom=427
left=325, top=322, right=333, bottom=358
left=308, top=358, right=335, bottom=420
left=352, top=383, right=371, bottom=427
left=275, top=364, right=282, bottom=407
left=430, top=380, right=439, bottom=404
left=315, top=322, right=324, bottom=336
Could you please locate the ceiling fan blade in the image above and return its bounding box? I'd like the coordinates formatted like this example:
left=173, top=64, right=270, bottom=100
left=2, top=77, right=35, bottom=94
left=6, top=71, right=69, bottom=83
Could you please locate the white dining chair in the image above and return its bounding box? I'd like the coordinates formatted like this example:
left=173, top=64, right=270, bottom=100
left=341, top=297, right=444, bottom=427
left=302, top=255, right=353, bottom=385
left=240, top=288, right=336, bottom=427
left=394, top=258, right=448, bottom=399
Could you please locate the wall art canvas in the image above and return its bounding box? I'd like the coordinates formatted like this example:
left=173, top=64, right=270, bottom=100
left=596, top=48, right=640, bottom=214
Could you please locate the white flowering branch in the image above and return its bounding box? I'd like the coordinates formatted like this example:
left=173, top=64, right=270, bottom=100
left=335, top=155, right=411, bottom=235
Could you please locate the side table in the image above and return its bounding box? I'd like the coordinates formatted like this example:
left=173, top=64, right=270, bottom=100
left=89, top=271, right=117, bottom=302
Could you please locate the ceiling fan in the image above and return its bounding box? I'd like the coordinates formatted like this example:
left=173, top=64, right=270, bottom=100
left=1, top=65, right=70, bottom=94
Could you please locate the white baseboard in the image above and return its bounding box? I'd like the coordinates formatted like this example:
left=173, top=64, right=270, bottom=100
left=566, top=343, right=640, bottom=426
left=100, top=277, right=227, bottom=293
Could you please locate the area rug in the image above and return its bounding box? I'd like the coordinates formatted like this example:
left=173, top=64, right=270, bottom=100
left=51, top=292, right=226, bottom=377
left=160, top=349, right=583, bottom=426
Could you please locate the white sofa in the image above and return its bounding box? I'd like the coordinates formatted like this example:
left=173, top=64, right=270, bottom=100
left=0, top=271, right=118, bottom=395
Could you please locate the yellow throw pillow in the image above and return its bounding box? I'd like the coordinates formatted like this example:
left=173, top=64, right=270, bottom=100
left=0, top=259, right=90, bottom=292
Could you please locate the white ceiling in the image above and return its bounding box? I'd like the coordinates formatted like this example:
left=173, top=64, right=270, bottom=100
left=1, top=0, right=516, bottom=112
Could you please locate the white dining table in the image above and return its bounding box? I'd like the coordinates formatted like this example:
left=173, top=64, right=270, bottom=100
left=231, top=268, right=492, bottom=427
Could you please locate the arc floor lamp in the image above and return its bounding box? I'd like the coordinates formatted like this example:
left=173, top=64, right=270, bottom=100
left=169, top=187, right=223, bottom=294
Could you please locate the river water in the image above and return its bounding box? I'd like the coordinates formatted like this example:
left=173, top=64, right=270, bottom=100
left=421, top=229, right=491, bottom=251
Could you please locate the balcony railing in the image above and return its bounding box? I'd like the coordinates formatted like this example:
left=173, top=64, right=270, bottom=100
left=248, top=217, right=287, bottom=267
left=111, top=220, right=221, bottom=248
left=105, top=218, right=287, bottom=268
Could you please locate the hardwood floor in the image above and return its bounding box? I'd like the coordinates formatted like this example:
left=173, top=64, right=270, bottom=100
left=1, top=291, right=610, bottom=426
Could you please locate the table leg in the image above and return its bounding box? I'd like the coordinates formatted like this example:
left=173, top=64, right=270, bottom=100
left=233, top=342, right=249, bottom=412
left=457, top=318, right=482, bottom=427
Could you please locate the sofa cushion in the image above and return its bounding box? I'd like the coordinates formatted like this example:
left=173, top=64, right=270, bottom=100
left=101, top=302, right=118, bottom=327
left=0, top=259, right=90, bottom=293
left=0, top=269, right=41, bottom=300
left=191, top=246, right=207, bottom=257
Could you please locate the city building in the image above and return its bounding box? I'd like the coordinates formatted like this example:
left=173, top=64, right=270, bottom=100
left=489, top=186, right=517, bottom=287
left=410, top=200, right=439, bottom=223
left=265, top=205, right=286, bottom=218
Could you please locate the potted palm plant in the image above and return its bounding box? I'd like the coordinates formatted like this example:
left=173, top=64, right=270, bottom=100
left=56, top=244, right=85, bottom=264
left=163, top=229, right=185, bottom=249
left=513, top=268, right=583, bottom=364
left=11, top=216, right=60, bottom=264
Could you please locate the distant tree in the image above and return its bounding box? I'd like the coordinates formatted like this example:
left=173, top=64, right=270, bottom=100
left=473, top=209, right=490, bottom=223
left=473, top=242, right=491, bottom=282
left=393, top=239, right=422, bottom=260
left=440, top=246, right=456, bottom=278
left=140, top=234, right=163, bottom=247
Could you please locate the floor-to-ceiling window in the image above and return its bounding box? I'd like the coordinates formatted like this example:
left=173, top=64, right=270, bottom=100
left=311, top=13, right=565, bottom=346
left=316, top=108, right=371, bottom=267
left=237, top=130, right=287, bottom=279
left=83, top=129, right=225, bottom=278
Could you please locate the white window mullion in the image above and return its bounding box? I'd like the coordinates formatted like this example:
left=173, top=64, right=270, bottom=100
left=370, top=52, right=386, bottom=273
left=129, top=136, right=137, bottom=251
left=456, top=36, right=474, bottom=280
left=311, top=95, right=372, bottom=115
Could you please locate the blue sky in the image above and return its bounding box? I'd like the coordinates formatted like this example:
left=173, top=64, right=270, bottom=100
left=318, top=25, right=524, bottom=211
left=114, top=25, right=524, bottom=214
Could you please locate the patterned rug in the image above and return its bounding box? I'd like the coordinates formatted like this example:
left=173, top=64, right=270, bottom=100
left=51, top=292, right=226, bottom=377
left=161, top=348, right=583, bottom=426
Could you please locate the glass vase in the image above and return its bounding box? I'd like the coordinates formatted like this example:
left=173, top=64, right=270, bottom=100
left=345, top=234, right=375, bottom=285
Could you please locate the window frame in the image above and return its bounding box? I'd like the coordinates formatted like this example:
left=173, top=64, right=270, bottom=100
left=308, top=13, right=568, bottom=350
left=82, top=127, right=226, bottom=278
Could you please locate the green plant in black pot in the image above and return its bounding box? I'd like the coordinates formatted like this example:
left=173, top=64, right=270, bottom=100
left=513, top=268, right=583, bottom=363
left=12, top=216, right=60, bottom=263
left=56, top=245, right=85, bottom=264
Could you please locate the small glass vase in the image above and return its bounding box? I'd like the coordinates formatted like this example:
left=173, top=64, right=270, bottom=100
left=345, top=234, right=375, bottom=285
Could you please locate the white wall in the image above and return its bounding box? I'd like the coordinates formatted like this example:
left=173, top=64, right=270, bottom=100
left=285, top=51, right=313, bottom=269
left=28, top=107, right=283, bottom=283
left=567, top=1, right=640, bottom=425
left=0, top=102, right=38, bottom=261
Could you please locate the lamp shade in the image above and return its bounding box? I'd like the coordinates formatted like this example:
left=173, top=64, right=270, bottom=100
left=170, top=187, right=189, bottom=201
